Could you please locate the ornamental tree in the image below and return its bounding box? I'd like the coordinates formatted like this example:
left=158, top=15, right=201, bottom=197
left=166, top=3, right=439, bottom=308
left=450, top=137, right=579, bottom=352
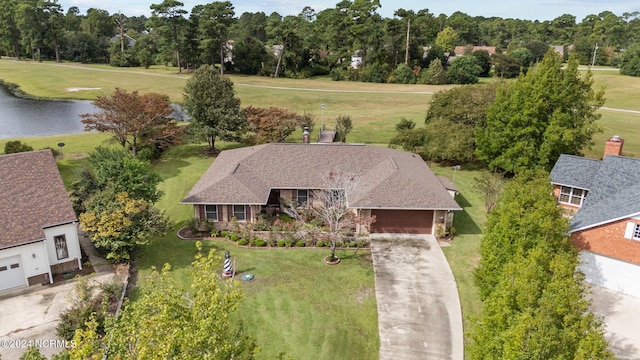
left=284, top=172, right=368, bottom=262
left=244, top=106, right=301, bottom=144
left=81, top=88, right=181, bottom=158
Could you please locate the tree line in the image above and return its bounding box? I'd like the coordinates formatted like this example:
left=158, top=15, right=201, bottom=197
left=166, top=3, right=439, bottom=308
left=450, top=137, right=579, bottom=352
left=2, top=0, right=640, bottom=79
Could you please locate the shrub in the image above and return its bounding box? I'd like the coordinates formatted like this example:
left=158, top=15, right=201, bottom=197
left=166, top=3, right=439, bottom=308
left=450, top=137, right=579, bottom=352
left=277, top=240, right=286, bottom=247
left=295, top=240, right=306, bottom=247
left=187, top=218, right=200, bottom=233
left=238, top=238, right=248, bottom=246
left=255, top=238, right=266, bottom=247
left=41, top=146, right=62, bottom=159
left=316, top=241, right=325, bottom=247
left=4, top=140, right=33, bottom=154
left=393, top=64, right=416, bottom=84
left=349, top=241, right=358, bottom=248
left=230, top=233, right=239, bottom=242
left=56, top=279, right=120, bottom=341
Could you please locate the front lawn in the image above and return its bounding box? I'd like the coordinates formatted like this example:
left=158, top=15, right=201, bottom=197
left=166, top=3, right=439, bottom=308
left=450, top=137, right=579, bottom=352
left=135, top=144, right=379, bottom=359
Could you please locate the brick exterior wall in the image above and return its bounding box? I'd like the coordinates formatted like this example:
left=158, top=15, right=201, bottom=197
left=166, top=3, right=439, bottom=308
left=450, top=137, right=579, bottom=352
left=28, top=273, right=49, bottom=286
left=572, top=218, right=640, bottom=265
left=50, top=258, right=80, bottom=275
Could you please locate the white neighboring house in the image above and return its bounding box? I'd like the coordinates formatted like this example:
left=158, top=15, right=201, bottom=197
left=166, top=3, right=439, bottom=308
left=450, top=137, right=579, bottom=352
left=0, top=150, right=82, bottom=292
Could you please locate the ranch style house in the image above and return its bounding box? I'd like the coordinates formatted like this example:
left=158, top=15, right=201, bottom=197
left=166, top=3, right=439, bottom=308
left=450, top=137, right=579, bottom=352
left=182, top=143, right=461, bottom=235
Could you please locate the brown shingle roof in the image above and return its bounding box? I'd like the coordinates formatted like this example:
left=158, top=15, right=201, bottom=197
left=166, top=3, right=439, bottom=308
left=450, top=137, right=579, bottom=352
left=183, top=143, right=461, bottom=210
left=0, top=150, right=77, bottom=249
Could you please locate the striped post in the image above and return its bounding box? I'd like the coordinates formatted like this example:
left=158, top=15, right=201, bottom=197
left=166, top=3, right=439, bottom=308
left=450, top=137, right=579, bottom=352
left=223, top=250, right=233, bottom=278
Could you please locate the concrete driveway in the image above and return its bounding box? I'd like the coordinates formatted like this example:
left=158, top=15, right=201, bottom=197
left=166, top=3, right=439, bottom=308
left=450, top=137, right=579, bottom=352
left=589, top=285, right=640, bottom=359
left=0, top=273, right=113, bottom=359
left=371, top=235, right=463, bottom=360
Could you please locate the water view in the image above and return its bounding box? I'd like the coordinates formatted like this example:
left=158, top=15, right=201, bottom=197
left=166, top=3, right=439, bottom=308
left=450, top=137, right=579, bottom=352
left=0, top=84, right=96, bottom=139
left=0, top=85, right=188, bottom=139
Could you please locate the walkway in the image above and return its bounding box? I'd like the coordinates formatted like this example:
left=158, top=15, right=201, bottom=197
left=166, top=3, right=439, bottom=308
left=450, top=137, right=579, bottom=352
left=370, top=235, right=463, bottom=360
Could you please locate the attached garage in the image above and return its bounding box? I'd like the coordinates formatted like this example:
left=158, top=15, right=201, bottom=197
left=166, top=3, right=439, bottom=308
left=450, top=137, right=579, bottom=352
left=0, top=255, right=26, bottom=291
left=579, top=251, right=640, bottom=298
left=370, top=210, right=434, bottom=234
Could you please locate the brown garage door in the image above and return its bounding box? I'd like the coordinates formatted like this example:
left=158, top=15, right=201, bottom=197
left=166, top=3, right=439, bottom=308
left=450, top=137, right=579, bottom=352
left=370, top=210, right=434, bottom=234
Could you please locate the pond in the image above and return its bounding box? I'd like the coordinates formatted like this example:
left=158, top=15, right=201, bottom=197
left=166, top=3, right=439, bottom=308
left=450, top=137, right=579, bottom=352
left=0, top=84, right=188, bottom=139
left=0, top=84, right=96, bottom=139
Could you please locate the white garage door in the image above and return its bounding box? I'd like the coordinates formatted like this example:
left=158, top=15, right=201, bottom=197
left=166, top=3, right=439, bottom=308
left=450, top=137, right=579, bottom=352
left=0, top=255, right=26, bottom=291
left=579, top=251, right=640, bottom=298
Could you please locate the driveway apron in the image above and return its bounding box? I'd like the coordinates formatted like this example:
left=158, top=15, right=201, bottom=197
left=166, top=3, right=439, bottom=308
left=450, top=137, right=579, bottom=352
left=371, top=235, right=463, bottom=360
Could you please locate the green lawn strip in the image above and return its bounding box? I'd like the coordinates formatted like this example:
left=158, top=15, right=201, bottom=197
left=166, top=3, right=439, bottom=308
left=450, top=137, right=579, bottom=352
left=432, top=164, right=487, bottom=354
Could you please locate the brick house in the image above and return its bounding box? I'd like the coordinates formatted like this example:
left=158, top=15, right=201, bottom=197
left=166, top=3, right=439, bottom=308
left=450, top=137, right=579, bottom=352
left=550, top=136, right=640, bottom=296
left=182, top=143, right=461, bottom=235
left=0, top=150, right=82, bottom=292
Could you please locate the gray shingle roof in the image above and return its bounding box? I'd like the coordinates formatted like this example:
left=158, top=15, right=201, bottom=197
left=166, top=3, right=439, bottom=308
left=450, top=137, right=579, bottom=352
left=552, top=154, right=640, bottom=231
left=550, top=154, right=602, bottom=190
left=0, top=150, right=77, bottom=249
left=182, top=143, right=461, bottom=210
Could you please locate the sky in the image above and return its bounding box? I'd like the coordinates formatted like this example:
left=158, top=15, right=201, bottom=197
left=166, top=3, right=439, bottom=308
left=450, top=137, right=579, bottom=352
left=61, top=0, right=639, bottom=22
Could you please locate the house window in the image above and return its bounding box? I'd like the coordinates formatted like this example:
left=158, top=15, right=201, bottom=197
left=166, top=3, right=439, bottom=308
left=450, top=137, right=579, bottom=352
left=624, top=222, right=640, bottom=241
left=54, top=235, right=69, bottom=260
left=558, top=186, right=588, bottom=206
left=233, top=205, right=246, bottom=222
left=205, top=205, right=218, bottom=221
left=297, top=189, right=308, bottom=205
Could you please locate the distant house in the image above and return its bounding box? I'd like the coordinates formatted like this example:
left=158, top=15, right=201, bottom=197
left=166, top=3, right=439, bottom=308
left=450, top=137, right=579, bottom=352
left=452, top=45, right=497, bottom=57
left=0, top=150, right=82, bottom=292
left=182, top=143, right=461, bottom=235
left=550, top=136, right=640, bottom=297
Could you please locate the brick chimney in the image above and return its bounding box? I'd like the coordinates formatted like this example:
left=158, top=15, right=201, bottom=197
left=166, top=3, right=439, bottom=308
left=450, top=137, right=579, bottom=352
left=302, top=126, right=310, bottom=144
left=603, top=135, right=624, bottom=158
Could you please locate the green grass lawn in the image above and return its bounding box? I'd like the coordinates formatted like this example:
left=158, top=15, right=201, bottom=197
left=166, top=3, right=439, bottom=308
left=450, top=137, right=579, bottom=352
left=133, top=143, right=379, bottom=359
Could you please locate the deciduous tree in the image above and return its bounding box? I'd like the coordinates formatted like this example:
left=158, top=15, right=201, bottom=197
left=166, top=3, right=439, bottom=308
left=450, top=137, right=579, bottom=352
left=447, top=56, right=482, bottom=84
left=410, top=84, right=497, bottom=162
left=471, top=172, right=613, bottom=359
left=244, top=106, right=301, bottom=144
left=81, top=88, right=180, bottom=157
left=104, top=243, right=256, bottom=359
left=80, top=191, right=166, bottom=261
left=476, top=50, right=605, bottom=174
left=183, top=65, right=247, bottom=151
left=284, top=172, right=368, bottom=262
